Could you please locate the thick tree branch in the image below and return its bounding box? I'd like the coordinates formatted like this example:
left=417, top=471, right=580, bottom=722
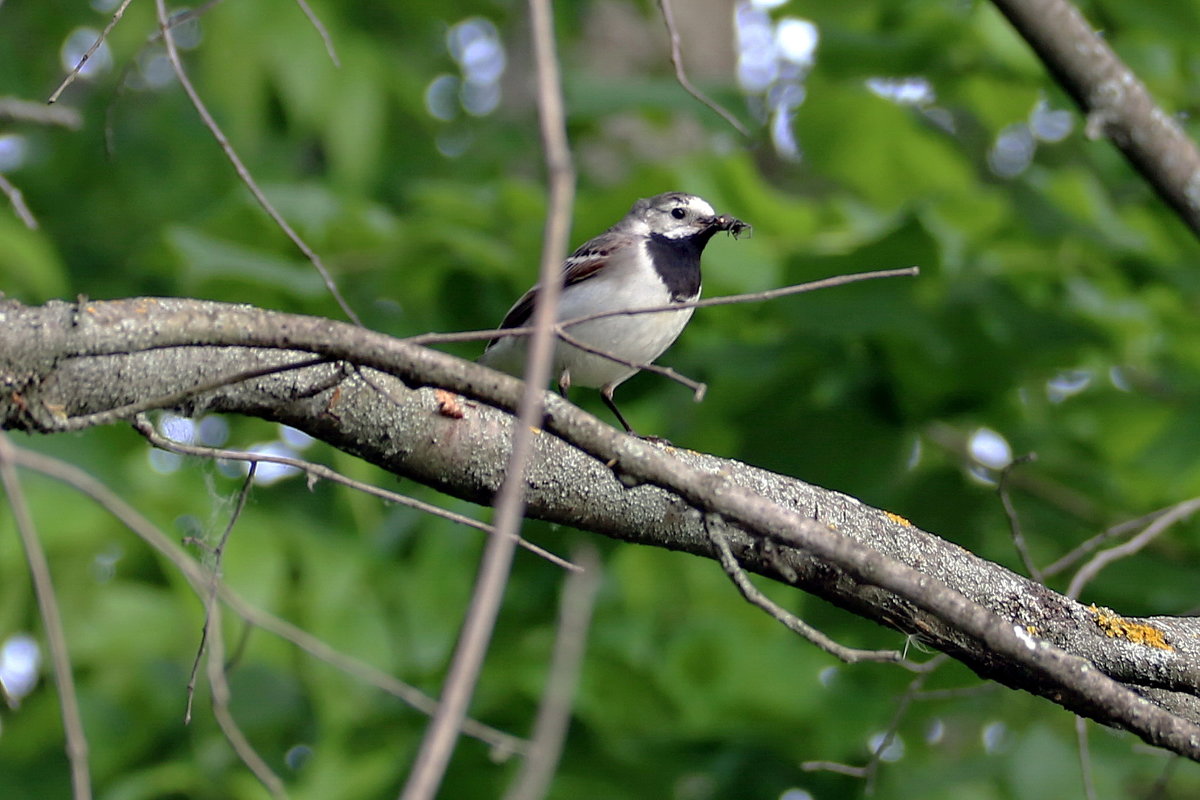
left=991, top=0, right=1200, bottom=237
left=4, top=297, right=1200, bottom=759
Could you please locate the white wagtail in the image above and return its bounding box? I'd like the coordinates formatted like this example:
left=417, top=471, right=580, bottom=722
left=480, top=192, right=749, bottom=437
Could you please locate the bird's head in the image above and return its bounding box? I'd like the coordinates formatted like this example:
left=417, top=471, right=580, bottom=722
left=623, top=192, right=750, bottom=242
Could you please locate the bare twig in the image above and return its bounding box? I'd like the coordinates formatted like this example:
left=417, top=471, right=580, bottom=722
left=556, top=327, right=707, bottom=401
left=5, top=443, right=525, bottom=755
left=911, top=683, right=998, bottom=702
left=707, top=520, right=927, bottom=669
left=292, top=0, right=341, bottom=67
left=153, top=0, right=362, bottom=325
left=147, top=0, right=228, bottom=43
left=52, top=356, right=332, bottom=432
left=204, top=598, right=288, bottom=798
left=503, top=544, right=601, bottom=800
left=801, top=761, right=868, bottom=778
left=410, top=267, right=921, bottom=348
left=1075, top=715, right=1097, bottom=800
left=863, top=656, right=948, bottom=793
left=48, top=0, right=135, bottom=104
left=132, top=415, right=580, bottom=571
left=415, top=268, right=917, bottom=401
left=0, top=434, right=92, bottom=800
left=657, top=0, right=750, bottom=137
left=1141, top=755, right=1180, bottom=800
left=0, top=97, right=82, bottom=127
left=0, top=173, right=38, bottom=229
left=215, top=584, right=526, bottom=757
left=185, top=464, right=256, bottom=724
left=998, top=453, right=1043, bottom=582
left=925, top=421, right=1106, bottom=524
left=1067, top=497, right=1200, bottom=599
left=399, top=0, right=576, bottom=795
left=802, top=655, right=949, bottom=792
left=990, top=0, right=1200, bottom=238
left=1042, top=505, right=1177, bottom=578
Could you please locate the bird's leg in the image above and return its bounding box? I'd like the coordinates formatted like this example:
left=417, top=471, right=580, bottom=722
left=601, top=385, right=674, bottom=444
left=601, top=384, right=637, bottom=436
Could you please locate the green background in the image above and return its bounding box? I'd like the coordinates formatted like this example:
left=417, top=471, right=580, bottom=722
left=2, top=0, right=1200, bottom=797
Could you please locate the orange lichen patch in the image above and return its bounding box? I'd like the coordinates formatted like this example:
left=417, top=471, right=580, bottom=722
left=1088, top=604, right=1173, bottom=651
left=884, top=511, right=912, bottom=526
left=434, top=389, right=465, bottom=419
left=1026, top=625, right=1038, bottom=636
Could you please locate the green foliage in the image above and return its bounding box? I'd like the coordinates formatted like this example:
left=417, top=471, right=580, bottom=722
left=3, top=0, right=1200, bottom=798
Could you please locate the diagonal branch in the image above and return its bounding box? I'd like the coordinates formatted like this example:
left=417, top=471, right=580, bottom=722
left=990, top=0, right=1200, bottom=238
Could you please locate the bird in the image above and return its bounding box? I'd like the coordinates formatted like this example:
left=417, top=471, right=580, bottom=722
left=479, top=192, right=749, bottom=437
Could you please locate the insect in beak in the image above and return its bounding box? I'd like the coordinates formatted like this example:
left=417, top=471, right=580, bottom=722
left=713, top=215, right=751, bottom=239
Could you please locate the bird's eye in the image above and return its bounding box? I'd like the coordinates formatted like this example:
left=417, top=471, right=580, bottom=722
left=671, top=208, right=687, bottom=220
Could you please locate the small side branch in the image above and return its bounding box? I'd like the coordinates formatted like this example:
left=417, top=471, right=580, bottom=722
left=657, top=0, right=750, bottom=137
left=706, top=518, right=926, bottom=669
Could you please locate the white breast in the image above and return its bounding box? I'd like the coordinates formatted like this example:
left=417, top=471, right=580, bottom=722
left=481, top=241, right=698, bottom=390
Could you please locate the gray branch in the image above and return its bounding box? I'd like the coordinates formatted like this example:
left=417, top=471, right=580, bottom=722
left=991, top=0, right=1200, bottom=237
left=3, top=296, right=1200, bottom=760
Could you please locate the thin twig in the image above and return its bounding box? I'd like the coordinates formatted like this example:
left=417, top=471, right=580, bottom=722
left=1042, top=505, right=1176, bottom=578
left=706, top=520, right=926, bottom=669
left=204, top=597, right=289, bottom=798
left=109, top=1, right=227, bottom=155
left=802, top=654, right=948, bottom=792
left=147, top=0, right=228, bottom=43
left=132, top=415, right=580, bottom=571
left=503, top=544, right=601, bottom=800
left=292, top=0, right=341, bottom=67
left=47, top=0, right=136, bottom=104
left=556, top=327, right=707, bottom=401
left=6, top=443, right=526, bottom=755
left=657, top=0, right=750, bottom=137
left=410, top=267, right=921, bottom=347
left=153, top=0, right=362, bottom=325
left=911, top=682, right=998, bottom=702
left=399, top=0, right=576, bottom=795
left=0, top=97, right=82, bottom=127
left=1067, top=496, right=1200, bottom=599
left=0, top=434, right=92, bottom=800
left=185, top=464, right=256, bottom=724
left=414, top=268, right=916, bottom=398
left=1141, top=755, right=1180, bottom=800
left=0, top=173, right=38, bottom=229
left=801, top=761, right=868, bottom=778
left=997, top=453, right=1043, bottom=582
left=1075, top=715, right=1097, bottom=800
left=52, top=355, right=332, bottom=432
left=864, top=656, right=948, bottom=794
left=214, top=584, right=526, bottom=756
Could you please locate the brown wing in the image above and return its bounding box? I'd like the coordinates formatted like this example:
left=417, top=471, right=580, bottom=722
left=491, top=232, right=627, bottom=332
